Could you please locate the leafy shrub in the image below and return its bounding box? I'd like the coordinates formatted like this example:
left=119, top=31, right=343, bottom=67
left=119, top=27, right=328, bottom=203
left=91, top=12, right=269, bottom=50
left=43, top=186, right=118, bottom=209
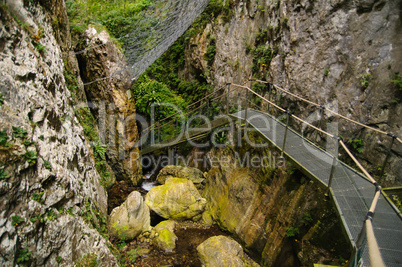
left=32, top=192, right=44, bottom=204
left=126, top=248, right=139, bottom=264
left=347, top=138, right=364, bottom=154
left=205, top=37, right=216, bottom=66
left=133, top=77, right=185, bottom=119
left=12, top=215, right=25, bottom=226
left=17, top=248, right=31, bottom=263
left=0, top=130, right=9, bottom=146
left=43, top=160, right=52, bottom=171
left=13, top=126, right=27, bottom=139
left=0, top=168, right=8, bottom=180
left=359, top=73, right=371, bottom=89
left=286, top=225, right=300, bottom=237
left=24, top=151, right=38, bottom=165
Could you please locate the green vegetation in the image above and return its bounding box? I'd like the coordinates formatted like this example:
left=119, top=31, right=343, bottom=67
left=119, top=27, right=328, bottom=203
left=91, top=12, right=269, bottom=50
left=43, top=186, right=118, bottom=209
left=33, top=42, right=46, bottom=53
left=32, top=192, right=44, bottom=204
left=391, top=73, right=402, bottom=90
left=24, top=151, right=38, bottom=165
left=16, top=248, right=31, bottom=263
left=391, top=195, right=402, bottom=212
left=0, top=130, right=11, bottom=147
left=133, top=77, right=186, bottom=119
left=301, top=212, right=313, bottom=226
left=66, top=0, right=154, bottom=38
left=347, top=138, right=364, bottom=154
left=64, top=62, right=79, bottom=103
left=56, top=256, right=63, bottom=264
left=81, top=198, right=108, bottom=240
left=324, top=69, right=330, bottom=77
left=0, top=168, right=8, bottom=180
left=12, top=126, right=28, bottom=139
left=286, top=225, right=300, bottom=237
left=251, top=45, right=278, bottom=76
left=205, top=37, right=216, bottom=66
left=46, top=209, right=57, bottom=221
left=43, top=160, right=52, bottom=171
left=76, top=253, right=98, bottom=267
left=359, top=73, right=371, bottom=89
left=74, top=107, right=112, bottom=188
left=11, top=215, right=25, bottom=226
left=0, top=93, right=4, bottom=106
left=126, top=248, right=139, bottom=264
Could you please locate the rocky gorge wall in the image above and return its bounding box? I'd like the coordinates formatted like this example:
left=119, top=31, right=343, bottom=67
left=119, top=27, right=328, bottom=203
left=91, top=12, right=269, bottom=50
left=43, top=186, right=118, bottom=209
left=200, top=140, right=350, bottom=266
left=0, top=0, right=141, bottom=265
left=182, top=0, right=402, bottom=186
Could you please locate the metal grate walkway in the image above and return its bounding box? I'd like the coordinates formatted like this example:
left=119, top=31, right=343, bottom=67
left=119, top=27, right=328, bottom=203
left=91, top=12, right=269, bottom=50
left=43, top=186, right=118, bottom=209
left=231, top=109, right=402, bottom=267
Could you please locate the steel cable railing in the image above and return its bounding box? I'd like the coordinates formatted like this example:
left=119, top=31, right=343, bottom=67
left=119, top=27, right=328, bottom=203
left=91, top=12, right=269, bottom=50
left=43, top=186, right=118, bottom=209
left=231, top=81, right=388, bottom=267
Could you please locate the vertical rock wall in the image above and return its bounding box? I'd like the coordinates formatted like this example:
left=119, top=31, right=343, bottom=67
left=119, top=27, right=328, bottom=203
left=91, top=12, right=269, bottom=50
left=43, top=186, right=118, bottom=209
left=0, top=1, right=118, bottom=265
left=182, top=0, right=402, bottom=185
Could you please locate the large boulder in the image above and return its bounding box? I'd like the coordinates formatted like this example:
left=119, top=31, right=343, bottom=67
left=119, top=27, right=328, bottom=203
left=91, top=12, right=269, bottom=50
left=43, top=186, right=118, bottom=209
left=109, top=191, right=151, bottom=240
left=145, top=178, right=207, bottom=221
left=152, top=220, right=178, bottom=252
left=157, top=165, right=205, bottom=186
left=197, top=236, right=259, bottom=267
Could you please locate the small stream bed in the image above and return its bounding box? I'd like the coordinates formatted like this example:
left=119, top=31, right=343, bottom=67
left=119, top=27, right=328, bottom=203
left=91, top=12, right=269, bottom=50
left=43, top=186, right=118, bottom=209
left=131, top=222, right=229, bottom=266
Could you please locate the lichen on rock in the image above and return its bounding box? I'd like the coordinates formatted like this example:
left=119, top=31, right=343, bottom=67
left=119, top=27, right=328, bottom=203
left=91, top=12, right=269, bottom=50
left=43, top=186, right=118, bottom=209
left=109, top=191, right=151, bottom=240
left=197, top=235, right=259, bottom=267
left=152, top=220, right=177, bottom=252
left=145, top=178, right=207, bottom=221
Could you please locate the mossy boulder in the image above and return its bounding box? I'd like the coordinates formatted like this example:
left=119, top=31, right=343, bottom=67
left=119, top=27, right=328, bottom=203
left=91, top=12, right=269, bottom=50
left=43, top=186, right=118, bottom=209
left=109, top=191, right=151, bottom=240
left=197, top=236, right=259, bottom=267
left=153, top=220, right=177, bottom=252
left=145, top=178, right=207, bottom=220
left=157, top=165, right=205, bottom=186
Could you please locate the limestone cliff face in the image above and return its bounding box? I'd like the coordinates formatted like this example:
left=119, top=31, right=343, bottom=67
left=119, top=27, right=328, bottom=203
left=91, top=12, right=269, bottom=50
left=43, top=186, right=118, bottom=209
left=74, top=27, right=141, bottom=185
left=202, top=147, right=350, bottom=266
left=0, top=1, right=117, bottom=265
left=182, top=0, right=402, bottom=185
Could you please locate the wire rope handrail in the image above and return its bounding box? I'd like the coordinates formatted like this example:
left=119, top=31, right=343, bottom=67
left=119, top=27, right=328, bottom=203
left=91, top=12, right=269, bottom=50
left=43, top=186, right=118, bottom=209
left=253, top=79, right=401, bottom=144
left=231, top=81, right=387, bottom=267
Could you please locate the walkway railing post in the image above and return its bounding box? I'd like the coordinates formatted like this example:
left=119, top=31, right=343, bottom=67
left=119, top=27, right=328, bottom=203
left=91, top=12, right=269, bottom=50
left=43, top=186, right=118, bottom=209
left=380, top=133, right=396, bottom=179
left=226, top=83, right=231, bottom=115
left=246, top=79, right=254, bottom=124
left=281, top=110, right=291, bottom=156
left=327, top=136, right=340, bottom=196
left=267, top=82, right=272, bottom=113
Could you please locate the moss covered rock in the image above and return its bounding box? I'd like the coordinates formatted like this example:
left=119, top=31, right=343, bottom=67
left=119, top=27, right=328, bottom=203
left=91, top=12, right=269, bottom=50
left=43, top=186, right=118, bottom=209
left=157, top=165, right=205, bottom=185
left=145, top=178, right=207, bottom=220
left=109, top=191, right=151, bottom=240
left=153, top=220, right=177, bottom=252
left=197, top=236, right=259, bottom=267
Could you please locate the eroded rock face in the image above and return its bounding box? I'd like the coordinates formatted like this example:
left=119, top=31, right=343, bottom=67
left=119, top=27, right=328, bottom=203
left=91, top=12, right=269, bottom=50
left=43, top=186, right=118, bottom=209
left=182, top=0, right=402, bottom=186
left=157, top=165, right=205, bottom=186
left=152, top=220, right=177, bottom=252
left=0, top=2, right=117, bottom=266
left=145, top=178, right=207, bottom=221
left=109, top=191, right=151, bottom=240
left=197, top=235, right=259, bottom=267
left=76, top=26, right=141, bottom=186
left=202, top=147, right=349, bottom=266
